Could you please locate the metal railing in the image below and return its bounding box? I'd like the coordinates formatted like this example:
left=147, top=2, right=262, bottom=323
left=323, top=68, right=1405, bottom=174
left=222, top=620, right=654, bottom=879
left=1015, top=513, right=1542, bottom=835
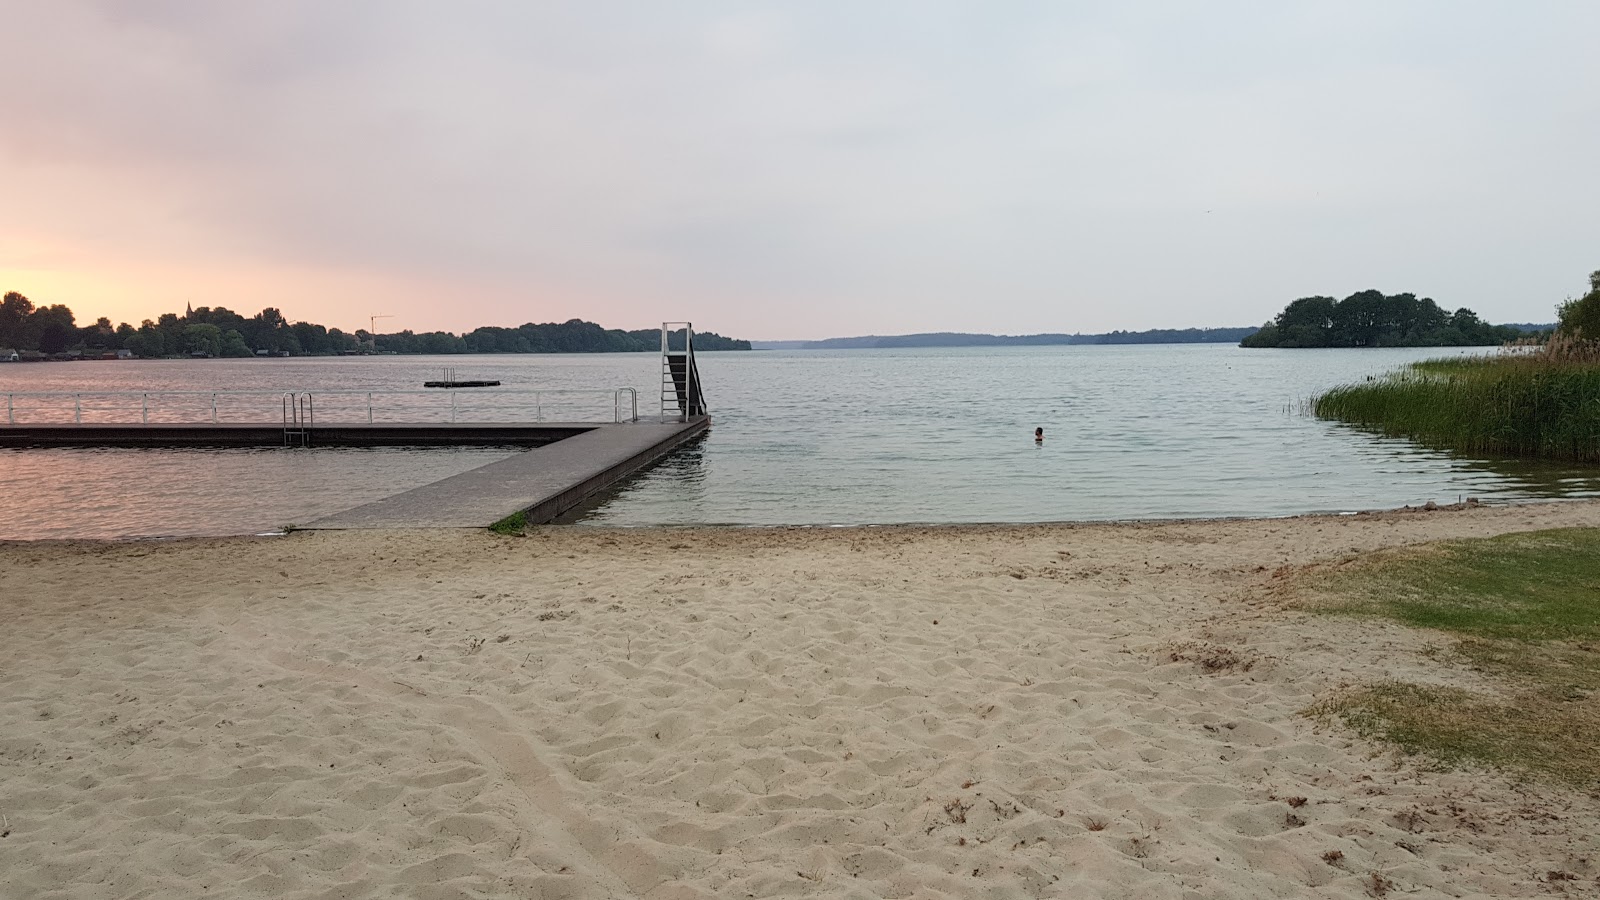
left=1, top=388, right=645, bottom=426
left=614, top=388, right=638, bottom=424
left=282, top=392, right=314, bottom=446
left=661, top=321, right=704, bottom=423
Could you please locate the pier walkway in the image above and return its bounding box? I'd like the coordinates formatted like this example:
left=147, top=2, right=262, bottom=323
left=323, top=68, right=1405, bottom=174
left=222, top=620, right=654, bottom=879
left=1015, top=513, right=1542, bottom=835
left=306, top=417, right=708, bottom=529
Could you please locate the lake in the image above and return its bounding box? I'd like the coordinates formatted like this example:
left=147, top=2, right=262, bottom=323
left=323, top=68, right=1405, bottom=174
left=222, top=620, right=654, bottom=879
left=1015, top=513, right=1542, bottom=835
left=3, top=345, right=1598, bottom=539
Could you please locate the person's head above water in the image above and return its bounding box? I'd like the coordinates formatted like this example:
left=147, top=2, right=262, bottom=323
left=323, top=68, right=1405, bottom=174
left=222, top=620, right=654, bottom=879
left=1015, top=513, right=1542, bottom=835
left=1034, top=427, right=1043, bottom=441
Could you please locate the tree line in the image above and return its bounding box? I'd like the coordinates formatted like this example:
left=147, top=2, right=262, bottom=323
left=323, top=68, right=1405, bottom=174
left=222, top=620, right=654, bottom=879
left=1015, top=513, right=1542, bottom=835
left=766, top=326, right=1258, bottom=349
left=1240, top=290, right=1528, bottom=348
left=0, top=292, right=749, bottom=357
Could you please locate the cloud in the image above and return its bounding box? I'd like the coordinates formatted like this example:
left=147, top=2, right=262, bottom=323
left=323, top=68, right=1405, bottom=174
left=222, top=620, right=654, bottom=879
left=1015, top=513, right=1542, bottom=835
left=2, top=1, right=1597, bottom=338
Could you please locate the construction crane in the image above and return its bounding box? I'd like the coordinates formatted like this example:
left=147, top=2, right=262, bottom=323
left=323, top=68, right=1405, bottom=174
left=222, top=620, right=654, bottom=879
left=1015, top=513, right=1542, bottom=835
left=367, top=314, right=393, bottom=351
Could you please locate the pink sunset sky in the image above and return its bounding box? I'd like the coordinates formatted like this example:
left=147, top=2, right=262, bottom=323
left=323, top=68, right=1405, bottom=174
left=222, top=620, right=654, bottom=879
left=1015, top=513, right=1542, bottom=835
left=3, top=2, right=1598, bottom=340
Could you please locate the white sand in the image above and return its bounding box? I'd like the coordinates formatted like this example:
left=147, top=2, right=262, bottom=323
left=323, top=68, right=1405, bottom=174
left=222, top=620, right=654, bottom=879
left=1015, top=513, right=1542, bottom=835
left=3, top=502, right=1599, bottom=898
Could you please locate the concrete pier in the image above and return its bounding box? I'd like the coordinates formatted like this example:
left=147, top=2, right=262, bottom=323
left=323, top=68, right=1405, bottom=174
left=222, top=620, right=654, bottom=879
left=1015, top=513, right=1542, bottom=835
left=306, top=417, right=709, bottom=529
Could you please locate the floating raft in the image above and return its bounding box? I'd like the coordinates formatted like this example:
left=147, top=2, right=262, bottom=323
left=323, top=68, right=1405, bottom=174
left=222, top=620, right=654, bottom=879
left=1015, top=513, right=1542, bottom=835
left=423, top=379, right=500, bottom=388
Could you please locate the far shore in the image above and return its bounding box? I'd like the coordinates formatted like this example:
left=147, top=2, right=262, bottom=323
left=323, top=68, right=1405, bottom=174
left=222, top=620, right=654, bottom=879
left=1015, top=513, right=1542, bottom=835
left=3, top=502, right=1598, bottom=897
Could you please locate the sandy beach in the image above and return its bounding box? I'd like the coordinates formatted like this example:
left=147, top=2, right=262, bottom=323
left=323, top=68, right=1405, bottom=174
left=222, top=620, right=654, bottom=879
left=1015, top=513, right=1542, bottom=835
left=4, top=502, right=1599, bottom=899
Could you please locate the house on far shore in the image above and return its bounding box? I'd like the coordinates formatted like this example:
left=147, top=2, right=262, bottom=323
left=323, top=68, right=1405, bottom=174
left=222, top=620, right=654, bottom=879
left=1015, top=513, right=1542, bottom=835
left=0, top=348, right=17, bottom=362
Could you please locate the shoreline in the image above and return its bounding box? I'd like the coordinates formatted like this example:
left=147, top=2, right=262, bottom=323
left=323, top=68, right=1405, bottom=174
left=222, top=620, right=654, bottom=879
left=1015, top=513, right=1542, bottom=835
left=1, top=494, right=1578, bottom=547
left=3, top=500, right=1598, bottom=897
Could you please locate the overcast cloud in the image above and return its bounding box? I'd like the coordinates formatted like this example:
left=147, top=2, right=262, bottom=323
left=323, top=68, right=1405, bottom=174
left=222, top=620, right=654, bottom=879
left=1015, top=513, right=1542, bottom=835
left=2, top=1, right=1597, bottom=339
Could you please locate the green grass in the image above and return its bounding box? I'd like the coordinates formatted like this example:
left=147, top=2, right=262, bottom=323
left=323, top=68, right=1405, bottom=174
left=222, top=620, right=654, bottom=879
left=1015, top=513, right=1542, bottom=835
left=1302, top=528, right=1600, bottom=785
left=1318, top=529, right=1600, bottom=641
left=488, top=510, right=528, bottom=536
left=1312, top=353, right=1600, bottom=462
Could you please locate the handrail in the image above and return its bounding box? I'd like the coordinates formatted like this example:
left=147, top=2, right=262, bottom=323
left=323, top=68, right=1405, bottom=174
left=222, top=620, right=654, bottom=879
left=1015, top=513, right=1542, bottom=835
left=660, top=321, right=698, bottom=423
left=614, top=387, right=638, bottom=423
left=0, top=388, right=636, bottom=398
left=1, top=388, right=646, bottom=426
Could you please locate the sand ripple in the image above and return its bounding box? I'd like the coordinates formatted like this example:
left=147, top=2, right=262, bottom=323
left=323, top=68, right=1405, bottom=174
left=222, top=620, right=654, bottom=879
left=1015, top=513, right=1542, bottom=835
left=3, top=505, right=1600, bottom=897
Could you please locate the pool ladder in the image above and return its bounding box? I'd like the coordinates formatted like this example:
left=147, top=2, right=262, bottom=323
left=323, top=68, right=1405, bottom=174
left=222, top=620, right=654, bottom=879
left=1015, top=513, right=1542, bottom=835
left=282, top=392, right=314, bottom=447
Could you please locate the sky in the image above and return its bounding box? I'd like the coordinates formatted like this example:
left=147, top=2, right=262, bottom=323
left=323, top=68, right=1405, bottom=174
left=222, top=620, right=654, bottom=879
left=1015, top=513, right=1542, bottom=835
left=2, top=2, right=1597, bottom=341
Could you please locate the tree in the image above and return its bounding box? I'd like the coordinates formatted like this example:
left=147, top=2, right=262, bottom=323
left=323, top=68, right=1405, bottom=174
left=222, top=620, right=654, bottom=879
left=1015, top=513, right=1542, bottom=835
left=250, top=307, right=292, bottom=352
left=219, top=329, right=253, bottom=357
left=181, top=323, right=223, bottom=356
left=1270, top=296, right=1337, bottom=347
left=125, top=320, right=165, bottom=358
left=1330, top=289, right=1386, bottom=347
left=1238, top=322, right=1282, bottom=348
left=1557, top=270, right=1600, bottom=341
left=81, top=316, right=116, bottom=350
left=32, top=305, right=77, bottom=353
left=0, top=292, right=34, bottom=348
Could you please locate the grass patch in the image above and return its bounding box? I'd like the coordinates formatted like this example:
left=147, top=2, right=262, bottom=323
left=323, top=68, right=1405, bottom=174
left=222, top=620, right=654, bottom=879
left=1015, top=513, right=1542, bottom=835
left=1314, top=682, right=1598, bottom=785
left=1312, top=352, right=1600, bottom=462
left=1302, top=528, right=1600, bottom=785
left=1315, top=529, right=1600, bottom=642
left=488, top=510, right=528, bottom=536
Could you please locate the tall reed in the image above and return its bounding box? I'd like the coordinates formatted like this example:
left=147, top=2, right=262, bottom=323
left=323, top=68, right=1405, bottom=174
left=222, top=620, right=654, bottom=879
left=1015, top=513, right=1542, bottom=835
left=1313, top=341, right=1600, bottom=462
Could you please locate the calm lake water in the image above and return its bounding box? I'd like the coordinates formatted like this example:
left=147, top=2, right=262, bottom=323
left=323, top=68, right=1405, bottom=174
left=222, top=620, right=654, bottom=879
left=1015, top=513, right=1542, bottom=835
left=3, top=346, right=1598, bottom=539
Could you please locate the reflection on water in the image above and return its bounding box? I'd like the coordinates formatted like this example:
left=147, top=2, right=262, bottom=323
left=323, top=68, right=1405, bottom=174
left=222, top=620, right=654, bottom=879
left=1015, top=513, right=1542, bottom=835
left=1321, top=420, right=1600, bottom=502
left=1451, top=455, right=1600, bottom=500
left=0, top=445, right=521, bottom=540
left=4, top=346, right=1600, bottom=536
left=555, top=435, right=708, bottom=523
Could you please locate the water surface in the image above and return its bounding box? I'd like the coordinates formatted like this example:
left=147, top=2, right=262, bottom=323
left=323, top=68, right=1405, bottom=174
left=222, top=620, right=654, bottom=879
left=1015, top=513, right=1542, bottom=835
left=3, top=345, right=1597, bottom=538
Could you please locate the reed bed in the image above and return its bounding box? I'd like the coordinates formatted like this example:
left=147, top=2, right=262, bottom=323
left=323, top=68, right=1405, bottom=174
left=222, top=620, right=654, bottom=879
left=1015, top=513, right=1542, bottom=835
left=1313, top=342, right=1600, bottom=462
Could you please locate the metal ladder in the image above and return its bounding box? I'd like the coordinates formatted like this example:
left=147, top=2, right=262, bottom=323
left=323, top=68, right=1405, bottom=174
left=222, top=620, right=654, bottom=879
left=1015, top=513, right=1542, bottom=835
left=282, top=392, right=313, bottom=446
left=660, top=322, right=705, bottom=421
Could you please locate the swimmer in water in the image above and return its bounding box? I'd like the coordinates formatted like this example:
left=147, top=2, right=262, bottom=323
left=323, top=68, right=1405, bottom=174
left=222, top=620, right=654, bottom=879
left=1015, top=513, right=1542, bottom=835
left=1034, top=427, right=1044, bottom=443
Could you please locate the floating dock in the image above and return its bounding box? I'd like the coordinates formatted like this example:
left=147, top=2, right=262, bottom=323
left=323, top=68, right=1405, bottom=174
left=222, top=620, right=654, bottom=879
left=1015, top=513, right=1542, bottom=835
left=0, top=423, right=590, bottom=448
left=0, top=322, right=712, bottom=529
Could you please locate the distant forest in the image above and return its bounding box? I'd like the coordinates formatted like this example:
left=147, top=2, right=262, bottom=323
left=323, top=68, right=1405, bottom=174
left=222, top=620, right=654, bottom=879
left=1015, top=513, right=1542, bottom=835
left=1241, top=291, right=1531, bottom=348
left=752, top=327, right=1256, bottom=350
left=0, top=292, right=750, bottom=357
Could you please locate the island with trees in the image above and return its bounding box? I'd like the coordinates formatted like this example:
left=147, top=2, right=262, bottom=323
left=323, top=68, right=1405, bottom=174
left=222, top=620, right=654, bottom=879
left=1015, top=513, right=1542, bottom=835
left=1239, top=290, right=1528, bottom=348
left=0, top=292, right=750, bottom=358
left=1311, top=270, right=1600, bottom=462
